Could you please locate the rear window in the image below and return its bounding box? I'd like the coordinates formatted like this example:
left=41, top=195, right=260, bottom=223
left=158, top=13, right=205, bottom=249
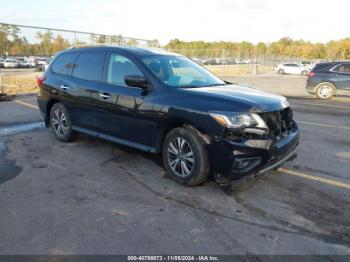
left=313, top=63, right=333, bottom=71
left=51, top=53, right=75, bottom=75
left=72, top=52, right=106, bottom=81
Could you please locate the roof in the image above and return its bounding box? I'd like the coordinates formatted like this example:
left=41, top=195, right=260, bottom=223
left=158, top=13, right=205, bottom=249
left=63, top=45, right=181, bottom=58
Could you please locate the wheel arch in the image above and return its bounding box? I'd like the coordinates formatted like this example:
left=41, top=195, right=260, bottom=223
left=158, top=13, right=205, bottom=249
left=315, top=81, right=337, bottom=94
left=156, top=120, right=211, bottom=153
left=45, top=98, right=60, bottom=127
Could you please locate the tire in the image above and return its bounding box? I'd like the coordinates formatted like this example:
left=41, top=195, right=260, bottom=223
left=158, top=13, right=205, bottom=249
left=277, top=69, right=284, bottom=74
left=162, top=127, right=210, bottom=186
left=316, top=82, right=335, bottom=100
left=50, top=103, right=75, bottom=142
left=301, top=70, right=308, bottom=76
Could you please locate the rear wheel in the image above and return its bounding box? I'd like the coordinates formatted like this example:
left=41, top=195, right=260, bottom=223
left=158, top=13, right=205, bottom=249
left=316, top=82, right=335, bottom=99
left=301, top=70, right=308, bottom=76
left=50, top=103, right=75, bottom=142
left=162, top=127, right=210, bottom=186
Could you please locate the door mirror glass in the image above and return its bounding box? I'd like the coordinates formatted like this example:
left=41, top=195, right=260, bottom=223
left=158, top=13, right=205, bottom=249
left=125, top=75, right=149, bottom=89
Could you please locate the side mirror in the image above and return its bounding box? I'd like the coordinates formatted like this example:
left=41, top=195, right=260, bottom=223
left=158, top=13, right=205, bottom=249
left=125, top=75, right=149, bottom=89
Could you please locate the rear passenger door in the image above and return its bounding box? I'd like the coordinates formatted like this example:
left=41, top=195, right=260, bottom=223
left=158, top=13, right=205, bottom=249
left=331, top=64, right=350, bottom=91
left=67, top=50, right=107, bottom=131
left=46, top=52, right=77, bottom=114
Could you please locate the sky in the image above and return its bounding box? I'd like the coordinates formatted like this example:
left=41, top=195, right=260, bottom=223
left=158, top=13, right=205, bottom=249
left=0, top=0, right=349, bottom=45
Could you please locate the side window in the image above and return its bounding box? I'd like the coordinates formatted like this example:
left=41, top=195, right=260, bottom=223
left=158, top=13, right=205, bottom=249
left=107, top=54, right=143, bottom=86
left=51, top=53, right=75, bottom=75
left=333, top=64, right=350, bottom=74
left=73, top=52, right=106, bottom=81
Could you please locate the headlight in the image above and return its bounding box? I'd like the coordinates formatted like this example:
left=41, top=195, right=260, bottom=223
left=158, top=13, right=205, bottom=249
left=209, top=111, right=268, bottom=130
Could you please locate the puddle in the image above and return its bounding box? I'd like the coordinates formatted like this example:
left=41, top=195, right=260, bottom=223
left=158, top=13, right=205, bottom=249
left=0, top=141, right=22, bottom=184
left=0, top=122, right=44, bottom=137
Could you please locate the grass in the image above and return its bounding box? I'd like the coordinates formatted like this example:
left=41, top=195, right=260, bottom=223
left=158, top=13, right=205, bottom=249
left=0, top=73, right=39, bottom=95
left=0, top=65, right=275, bottom=96
left=205, top=64, right=274, bottom=76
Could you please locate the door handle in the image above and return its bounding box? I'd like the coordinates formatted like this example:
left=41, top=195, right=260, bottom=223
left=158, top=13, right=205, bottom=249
left=60, top=85, right=70, bottom=90
left=99, top=93, right=111, bottom=99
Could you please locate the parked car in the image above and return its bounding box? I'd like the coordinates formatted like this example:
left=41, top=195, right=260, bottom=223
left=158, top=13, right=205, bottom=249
left=0, top=58, right=4, bottom=68
left=28, top=57, right=37, bottom=68
left=37, top=46, right=299, bottom=187
left=18, top=59, right=31, bottom=68
left=276, top=63, right=310, bottom=76
left=306, top=62, right=350, bottom=99
left=301, top=61, right=315, bottom=70
left=3, top=58, right=18, bottom=68
left=202, top=58, right=220, bottom=65
left=36, top=58, right=48, bottom=71
left=44, top=56, right=54, bottom=71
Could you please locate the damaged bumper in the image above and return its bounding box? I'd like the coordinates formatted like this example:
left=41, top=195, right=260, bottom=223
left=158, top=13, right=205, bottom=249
left=208, top=124, right=299, bottom=180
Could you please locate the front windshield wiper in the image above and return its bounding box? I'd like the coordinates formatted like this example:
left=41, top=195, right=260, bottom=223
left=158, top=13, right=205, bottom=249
left=203, top=83, right=227, bottom=87
left=180, top=83, right=227, bottom=88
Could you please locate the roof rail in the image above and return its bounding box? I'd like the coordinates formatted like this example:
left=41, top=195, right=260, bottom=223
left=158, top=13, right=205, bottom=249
left=66, top=44, right=169, bottom=54
left=67, top=42, right=161, bottom=49
left=67, top=43, right=123, bottom=49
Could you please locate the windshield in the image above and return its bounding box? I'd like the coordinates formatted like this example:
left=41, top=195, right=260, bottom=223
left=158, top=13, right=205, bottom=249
left=142, top=55, right=225, bottom=88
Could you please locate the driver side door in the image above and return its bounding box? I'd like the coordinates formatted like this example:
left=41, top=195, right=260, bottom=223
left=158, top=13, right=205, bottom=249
left=97, top=53, right=158, bottom=150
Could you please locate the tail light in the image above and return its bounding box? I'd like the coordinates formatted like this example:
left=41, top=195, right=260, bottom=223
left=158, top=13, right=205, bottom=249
left=308, top=72, right=316, bottom=78
left=37, top=75, right=46, bottom=88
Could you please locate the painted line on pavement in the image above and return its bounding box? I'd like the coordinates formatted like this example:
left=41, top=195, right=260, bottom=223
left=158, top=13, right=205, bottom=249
left=293, top=102, right=350, bottom=109
left=279, top=167, right=350, bottom=190
left=296, top=120, right=350, bottom=130
left=15, top=100, right=39, bottom=110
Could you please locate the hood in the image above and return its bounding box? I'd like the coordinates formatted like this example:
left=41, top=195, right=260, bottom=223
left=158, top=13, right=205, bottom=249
left=183, top=84, right=290, bottom=113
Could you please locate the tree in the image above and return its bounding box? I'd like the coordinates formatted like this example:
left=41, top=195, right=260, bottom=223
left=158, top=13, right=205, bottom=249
left=52, top=34, right=70, bottom=53
left=256, top=42, right=267, bottom=54
left=0, top=25, right=11, bottom=55
left=110, top=34, right=123, bottom=45
left=126, top=38, right=137, bottom=46
left=149, top=39, right=160, bottom=48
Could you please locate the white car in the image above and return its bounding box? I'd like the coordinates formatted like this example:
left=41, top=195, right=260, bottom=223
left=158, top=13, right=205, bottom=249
left=3, top=58, right=18, bottom=68
left=276, top=63, right=310, bottom=76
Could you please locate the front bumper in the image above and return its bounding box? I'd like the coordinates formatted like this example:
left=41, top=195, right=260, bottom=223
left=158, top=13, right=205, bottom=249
left=208, top=125, right=299, bottom=180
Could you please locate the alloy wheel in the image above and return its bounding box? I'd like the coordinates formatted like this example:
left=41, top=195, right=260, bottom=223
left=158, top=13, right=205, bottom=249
left=167, top=137, right=195, bottom=177
left=51, top=109, right=68, bottom=137
left=317, top=85, right=333, bottom=99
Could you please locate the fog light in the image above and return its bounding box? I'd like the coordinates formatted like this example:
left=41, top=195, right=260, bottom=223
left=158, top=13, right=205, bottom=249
left=232, top=157, right=262, bottom=172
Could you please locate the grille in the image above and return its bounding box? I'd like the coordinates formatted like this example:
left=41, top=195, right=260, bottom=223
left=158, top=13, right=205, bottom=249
left=258, top=107, right=294, bottom=136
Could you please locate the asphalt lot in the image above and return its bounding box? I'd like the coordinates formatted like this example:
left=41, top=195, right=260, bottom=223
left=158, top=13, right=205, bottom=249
left=0, top=75, right=350, bottom=255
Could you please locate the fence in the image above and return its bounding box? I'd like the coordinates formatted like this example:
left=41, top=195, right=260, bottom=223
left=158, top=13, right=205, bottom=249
left=167, top=49, right=320, bottom=76
left=0, top=22, right=159, bottom=56
left=0, top=22, right=160, bottom=97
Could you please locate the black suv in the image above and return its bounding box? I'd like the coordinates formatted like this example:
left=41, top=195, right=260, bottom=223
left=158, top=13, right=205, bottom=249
left=306, top=62, right=350, bottom=99
left=37, top=46, right=299, bottom=187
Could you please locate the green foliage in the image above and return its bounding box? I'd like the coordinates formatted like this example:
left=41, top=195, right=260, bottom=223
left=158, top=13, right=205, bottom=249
left=165, top=37, right=350, bottom=60
left=1, top=25, right=349, bottom=60
left=0, top=26, right=69, bottom=56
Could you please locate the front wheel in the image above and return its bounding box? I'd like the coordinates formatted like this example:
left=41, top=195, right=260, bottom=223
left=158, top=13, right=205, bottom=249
left=277, top=69, right=284, bottom=74
left=162, top=127, right=210, bottom=186
left=316, top=83, right=335, bottom=99
left=301, top=70, right=308, bottom=76
left=50, top=103, right=75, bottom=142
